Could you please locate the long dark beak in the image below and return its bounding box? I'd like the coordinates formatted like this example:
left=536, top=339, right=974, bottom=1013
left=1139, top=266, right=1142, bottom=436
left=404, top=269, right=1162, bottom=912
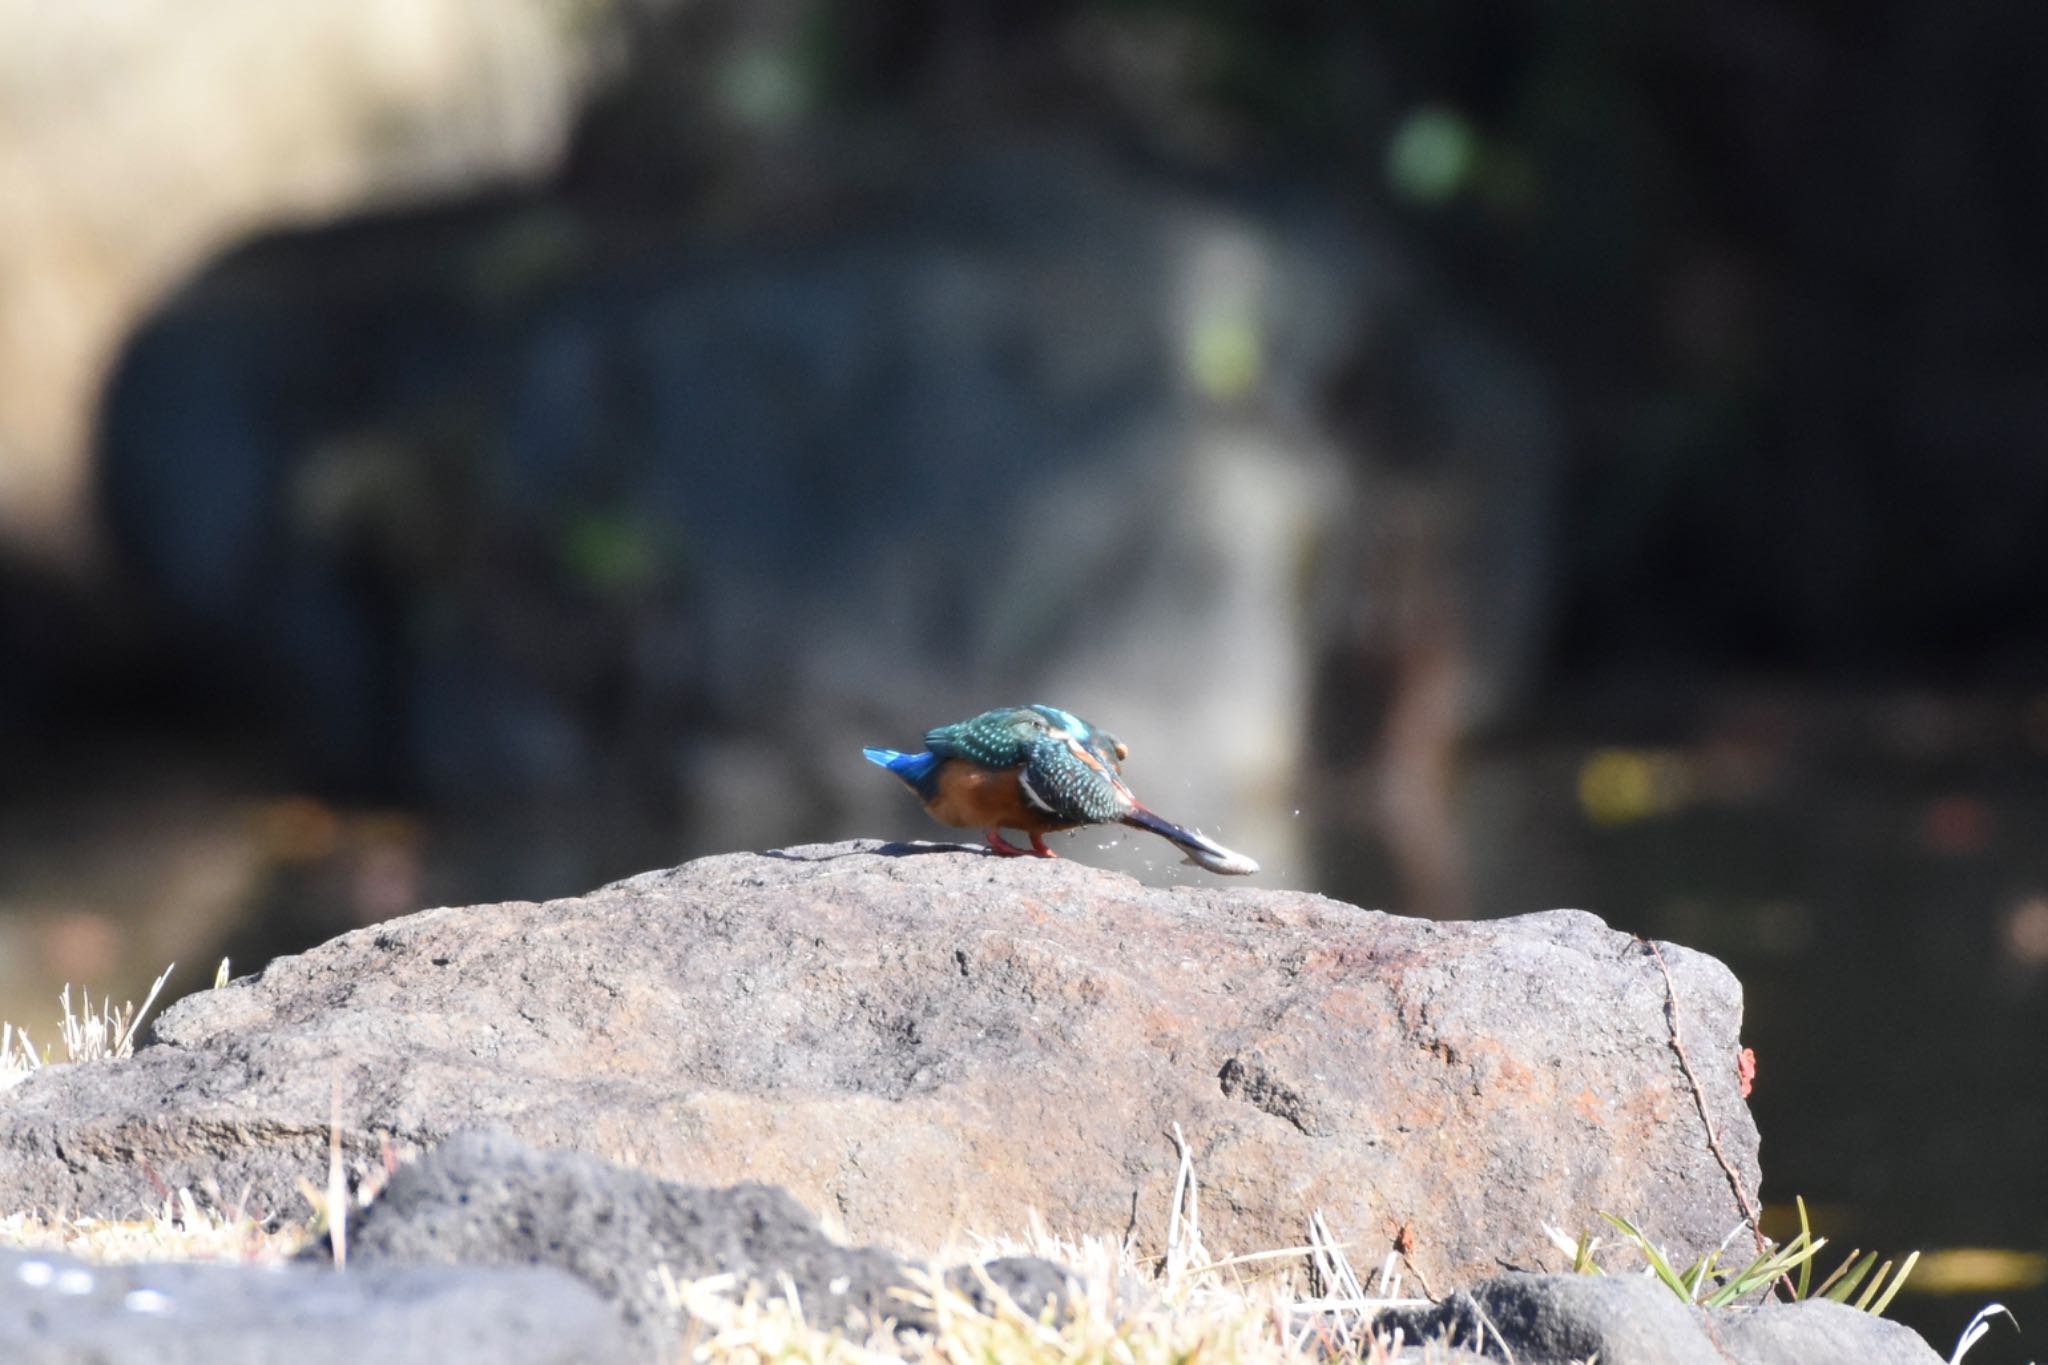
left=1121, top=806, right=1260, bottom=876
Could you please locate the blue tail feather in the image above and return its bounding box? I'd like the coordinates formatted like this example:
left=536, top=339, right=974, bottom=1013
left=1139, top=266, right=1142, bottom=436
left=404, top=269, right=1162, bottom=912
left=864, top=747, right=941, bottom=789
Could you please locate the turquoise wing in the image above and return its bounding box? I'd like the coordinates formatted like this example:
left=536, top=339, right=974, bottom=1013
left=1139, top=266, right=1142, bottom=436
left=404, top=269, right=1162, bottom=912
left=1019, top=730, right=1133, bottom=825
left=924, top=707, right=1041, bottom=770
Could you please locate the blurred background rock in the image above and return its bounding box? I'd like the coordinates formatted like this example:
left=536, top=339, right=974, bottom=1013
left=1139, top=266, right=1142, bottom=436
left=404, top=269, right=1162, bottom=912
left=1, top=0, right=2044, bottom=1356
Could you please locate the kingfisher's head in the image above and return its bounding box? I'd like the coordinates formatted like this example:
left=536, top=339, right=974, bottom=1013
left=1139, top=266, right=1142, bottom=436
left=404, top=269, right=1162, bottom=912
left=1028, top=704, right=1129, bottom=770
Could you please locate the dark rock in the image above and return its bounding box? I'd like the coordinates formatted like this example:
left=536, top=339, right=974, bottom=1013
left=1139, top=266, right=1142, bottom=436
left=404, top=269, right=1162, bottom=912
left=1715, top=1296, right=1948, bottom=1365
left=942, top=1256, right=1075, bottom=1321
left=0, top=1245, right=630, bottom=1365
left=0, top=841, right=1760, bottom=1292
left=97, top=139, right=1559, bottom=882
left=329, top=1131, right=1072, bottom=1357
left=1377, top=1275, right=1726, bottom=1364
left=1373, top=1273, right=1944, bottom=1365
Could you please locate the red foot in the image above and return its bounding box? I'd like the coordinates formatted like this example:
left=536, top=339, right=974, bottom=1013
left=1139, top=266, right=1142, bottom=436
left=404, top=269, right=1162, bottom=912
left=985, top=829, right=1057, bottom=858
left=984, top=828, right=1030, bottom=856
left=1738, top=1046, right=1757, bottom=1098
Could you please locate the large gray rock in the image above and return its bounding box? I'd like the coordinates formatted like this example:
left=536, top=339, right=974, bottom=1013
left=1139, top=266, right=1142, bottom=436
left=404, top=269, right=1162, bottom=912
left=1714, top=1297, right=1949, bottom=1365
left=331, top=1130, right=1072, bottom=1358
left=0, top=841, right=1759, bottom=1292
left=1374, top=1273, right=1944, bottom=1365
left=0, top=1246, right=629, bottom=1365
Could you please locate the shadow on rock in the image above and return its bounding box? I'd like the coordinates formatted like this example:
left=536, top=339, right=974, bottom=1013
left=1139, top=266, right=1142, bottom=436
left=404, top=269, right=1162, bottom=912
left=311, top=1131, right=1075, bottom=1361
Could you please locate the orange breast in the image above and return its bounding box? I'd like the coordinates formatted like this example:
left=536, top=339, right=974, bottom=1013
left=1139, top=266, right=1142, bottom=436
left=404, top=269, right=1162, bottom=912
left=922, top=759, right=1071, bottom=833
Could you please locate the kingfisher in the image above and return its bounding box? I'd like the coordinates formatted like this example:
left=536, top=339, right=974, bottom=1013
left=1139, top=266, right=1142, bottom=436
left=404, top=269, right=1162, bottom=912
left=863, top=704, right=1260, bottom=875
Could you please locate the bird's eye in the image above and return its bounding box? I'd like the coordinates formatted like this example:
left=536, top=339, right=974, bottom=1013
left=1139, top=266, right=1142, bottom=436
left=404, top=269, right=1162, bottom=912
left=1113, top=740, right=1130, bottom=761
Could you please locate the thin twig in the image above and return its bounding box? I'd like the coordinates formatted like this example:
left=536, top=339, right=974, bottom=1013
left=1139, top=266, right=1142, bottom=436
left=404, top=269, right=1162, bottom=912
left=1641, top=937, right=1764, bottom=1250
left=1400, top=1252, right=1441, bottom=1303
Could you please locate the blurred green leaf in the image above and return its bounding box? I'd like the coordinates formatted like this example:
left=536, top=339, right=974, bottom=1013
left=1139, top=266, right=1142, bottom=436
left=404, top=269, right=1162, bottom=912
left=560, top=512, right=660, bottom=594
left=1187, top=315, right=1263, bottom=400
left=1387, top=104, right=1479, bottom=204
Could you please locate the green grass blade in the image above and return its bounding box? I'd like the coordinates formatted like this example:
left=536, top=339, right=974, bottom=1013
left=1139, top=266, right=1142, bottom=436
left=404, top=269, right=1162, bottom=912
left=1867, top=1250, right=1918, bottom=1318
left=1794, top=1197, right=1815, bottom=1301
left=1704, top=1236, right=1823, bottom=1308
left=1821, top=1251, right=1877, bottom=1303
left=1811, top=1246, right=1858, bottom=1300
left=1573, top=1228, right=1599, bottom=1276
left=1601, top=1213, right=1692, bottom=1301
left=1681, top=1249, right=1718, bottom=1299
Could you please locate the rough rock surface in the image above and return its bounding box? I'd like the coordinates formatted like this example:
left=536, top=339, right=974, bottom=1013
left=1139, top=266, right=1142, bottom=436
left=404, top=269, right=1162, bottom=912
left=1712, top=1297, right=1950, bottom=1365
left=331, top=1130, right=1073, bottom=1358
left=1374, top=1273, right=1945, bottom=1365
left=1381, top=1274, right=1724, bottom=1365
left=0, top=1245, right=629, bottom=1365
left=0, top=841, right=1760, bottom=1291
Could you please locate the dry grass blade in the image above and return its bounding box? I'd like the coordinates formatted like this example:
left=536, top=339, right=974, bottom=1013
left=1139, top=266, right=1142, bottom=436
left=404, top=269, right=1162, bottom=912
left=326, top=1072, right=348, bottom=1270
left=1308, top=1209, right=1367, bottom=1304
left=663, top=1253, right=1423, bottom=1365
left=1947, top=1302, right=2019, bottom=1365
left=0, top=1022, right=38, bottom=1091
left=0, top=1191, right=298, bottom=1265
left=1163, top=1121, right=1206, bottom=1292
left=3, top=965, right=177, bottom=1092
left=1290, top=1209, right=1437, bottom=1360
left=57, top=963, right=174, bottom=1063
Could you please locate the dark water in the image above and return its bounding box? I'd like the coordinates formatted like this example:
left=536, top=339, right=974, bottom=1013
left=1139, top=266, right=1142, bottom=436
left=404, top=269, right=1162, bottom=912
left=2, top=693, right=2043, bottom=1361
left=1334, top=699, right=2048, bottom=1364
